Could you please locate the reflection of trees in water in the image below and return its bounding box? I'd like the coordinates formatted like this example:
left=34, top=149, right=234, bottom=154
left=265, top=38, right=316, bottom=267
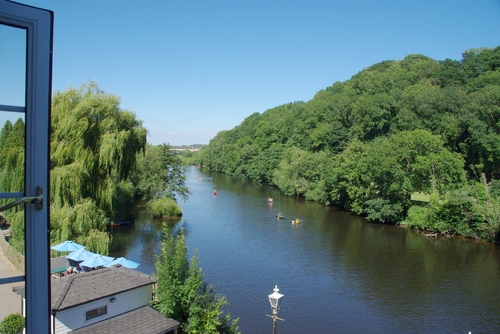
left=110, top=205, right=188, bottom=274
left=330, top=218, right=500, bottom=329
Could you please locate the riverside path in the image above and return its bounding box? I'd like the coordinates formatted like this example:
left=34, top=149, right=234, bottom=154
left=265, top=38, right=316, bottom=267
left=0, top=230, right=23, bottom=321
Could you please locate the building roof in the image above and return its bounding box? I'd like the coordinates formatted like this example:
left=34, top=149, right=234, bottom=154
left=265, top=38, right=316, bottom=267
left=68, top=306, right=179, bottom=334
left=13, top=265, right=157, bottom=311
left=50, top=265, right=156, bottom=311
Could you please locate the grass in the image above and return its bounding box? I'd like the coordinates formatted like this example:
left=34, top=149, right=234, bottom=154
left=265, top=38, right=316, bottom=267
left=411, top=192, right=430, bottom=203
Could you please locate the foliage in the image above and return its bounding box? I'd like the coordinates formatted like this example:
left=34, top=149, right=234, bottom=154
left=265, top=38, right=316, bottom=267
left=0, top=82, right=147, bottom=255
left=463, top=176, right=500, bottom=241
left=112, top=178, right=135, bottom=216
left=199, top=46, right=500, bottom=240
left=328, top=131, right=465, bottom=223
left=0, top=313, right=24, bottom=334
left=51, top=82, right=147, bottom=215
left=8, top=211, right=25, bottom=256
left=50, top=198, right=111, bottom=254
left=133, top=144, right=190, bottom=201
left=152, top=226, right=240, bottom=334
left=404, top=191, right=477, bottom=237
left=0, top=119, right=25, bottom=197
left=148, top=197, right=183, bottom=218
left=0, top=119, right=27, bottom=253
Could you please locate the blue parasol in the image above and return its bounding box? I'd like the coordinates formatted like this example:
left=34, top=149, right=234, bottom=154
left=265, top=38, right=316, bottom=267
left=106, top=257, right=140, bottom=269
left=66, top=249, right=96, bottom=262
left=79, top=254, right=115, bottom=268
left=51, top=241, right=86, bottom=252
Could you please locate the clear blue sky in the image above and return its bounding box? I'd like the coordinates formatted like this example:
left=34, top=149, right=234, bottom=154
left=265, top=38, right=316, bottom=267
left=10, top=0, right=500, bottom=146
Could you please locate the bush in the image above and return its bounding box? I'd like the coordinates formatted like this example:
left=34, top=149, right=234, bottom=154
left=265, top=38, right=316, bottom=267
left=0, top=313, right=25, bottom=334
left=148, top=197, right=182, bottom=218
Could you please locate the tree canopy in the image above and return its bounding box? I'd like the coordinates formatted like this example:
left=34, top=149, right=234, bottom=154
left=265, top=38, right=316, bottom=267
left=51, top=82, right=147, bottom=214
left=132, top=143, right=190, bottom=201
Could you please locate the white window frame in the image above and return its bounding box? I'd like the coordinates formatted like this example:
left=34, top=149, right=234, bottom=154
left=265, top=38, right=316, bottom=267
left=0, top=1, right=53, bottom=333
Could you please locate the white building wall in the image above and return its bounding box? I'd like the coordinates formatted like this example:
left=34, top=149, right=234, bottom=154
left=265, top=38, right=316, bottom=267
left=53, top=285, right=152, bottom=334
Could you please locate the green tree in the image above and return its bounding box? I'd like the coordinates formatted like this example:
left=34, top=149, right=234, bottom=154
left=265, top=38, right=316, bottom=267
left=404, top=191, right=477, bottom=237
left=133, top=143, right=190, bottom=201
left=465, top=175, right=500, bottom=241
left=50, top=198, right=111, bottom=254
left=432, top=59, right=466, bottom=87
left=0, top=119, right=27, bottom=253
left=0, top=119, right=25, bottom=195
left=462, top=47, right=500, bottom=80
left=51, top=82, right=147, bottom=215
left=350, top=93, right=398, bottom=141
left=47, top=83, right=147, bottom=253
left=153, top=227, right=240, bottom=334
left=0, top=120, right=12, bottom=158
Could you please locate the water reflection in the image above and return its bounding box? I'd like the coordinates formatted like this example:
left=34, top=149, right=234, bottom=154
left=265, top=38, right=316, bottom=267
left=110, top=166, right=500, bottom=333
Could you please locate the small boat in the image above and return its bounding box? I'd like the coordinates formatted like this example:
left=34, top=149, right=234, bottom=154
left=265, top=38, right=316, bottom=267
left=276, top=214, right=286, bottom=219
left=293, top=218, right=301, bottom=224
left=212, top=190, right=217, bottom=195
left=113, top=220, right=130, bottom=228
left=267, top=197, right=274, bottom=202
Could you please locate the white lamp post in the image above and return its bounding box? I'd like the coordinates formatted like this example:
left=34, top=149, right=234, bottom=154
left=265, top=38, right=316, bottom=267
left=266, top=285, right=284, bottom=334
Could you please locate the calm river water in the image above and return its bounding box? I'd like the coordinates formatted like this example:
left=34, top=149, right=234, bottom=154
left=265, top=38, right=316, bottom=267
left=110, top=166, right=500, bottom=333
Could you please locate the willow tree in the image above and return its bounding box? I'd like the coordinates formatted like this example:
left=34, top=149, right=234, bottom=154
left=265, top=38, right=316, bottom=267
left=0, top=119, right=25, bottom=195
left=48, top=82, right=147, bottom=252
left=0, top=119, right=26, bottom=253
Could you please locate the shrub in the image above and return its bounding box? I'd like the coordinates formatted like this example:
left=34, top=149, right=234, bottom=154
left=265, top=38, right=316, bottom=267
left=148, top=197, right=182, bottom=218
left=0, top=313, right=25, bottom=334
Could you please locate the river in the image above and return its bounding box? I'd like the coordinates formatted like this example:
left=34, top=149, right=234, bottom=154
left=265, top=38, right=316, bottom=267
left=110, top=166, right=500, bottom=333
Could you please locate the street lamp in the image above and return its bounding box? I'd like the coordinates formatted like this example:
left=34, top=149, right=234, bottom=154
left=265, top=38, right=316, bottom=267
left=266, top=285, right=284, bottom=334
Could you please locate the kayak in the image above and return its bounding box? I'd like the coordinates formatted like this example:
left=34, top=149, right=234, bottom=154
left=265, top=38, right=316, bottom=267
left=276, top=215, right=286, bottom=219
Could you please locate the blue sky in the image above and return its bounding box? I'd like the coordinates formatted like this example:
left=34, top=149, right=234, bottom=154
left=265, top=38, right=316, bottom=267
left=8, top=0, right=500, bottom=145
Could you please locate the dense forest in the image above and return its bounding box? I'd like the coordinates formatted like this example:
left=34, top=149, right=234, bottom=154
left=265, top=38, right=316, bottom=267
left=198, top=47, right=500, bottom=243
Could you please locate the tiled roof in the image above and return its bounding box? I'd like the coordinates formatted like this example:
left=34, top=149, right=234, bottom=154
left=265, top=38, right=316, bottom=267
left=68, top=306, right=180, bottom=334
left=51, top=265, right=156, bottom=311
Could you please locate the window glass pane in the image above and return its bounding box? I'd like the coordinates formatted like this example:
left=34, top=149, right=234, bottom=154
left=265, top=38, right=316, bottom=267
left=0, top=25, right=26, bottom=107
left=86, top=306, right=107, bottom=321
left=0, top=21, right=28, bottom=327
left=0, top=111, right=25, bottom=256
left=0, top=111, right=25, bottom=194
